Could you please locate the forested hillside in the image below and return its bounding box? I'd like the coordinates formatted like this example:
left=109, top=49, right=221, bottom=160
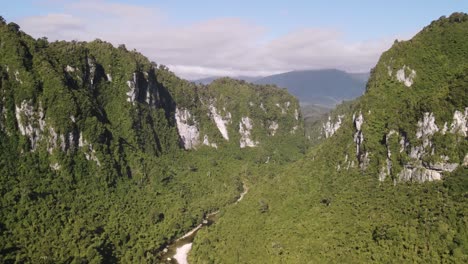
left=190, top=13, right=468, bottom=263
left=0, top=12, right=467, bottom=264
left=0, top=17, right=304, bottom=263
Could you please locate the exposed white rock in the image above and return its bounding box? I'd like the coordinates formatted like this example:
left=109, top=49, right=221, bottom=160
left=77, top=132, right=100, bottom=166
left=67, top=131, right=75, bottom=151
left=383, top=130, right=399, bottom=179
left=410, top=145, right=424, bottom=160
left=239, top=116, right=258, bottom=148
left=387, top=66, right=392, bottom=77
left=14, top=70, right=22, bottom=84
left=399, top=134, right=408, bottom=153
left=360, top=152, right=370, bottom=170
left=428, top=161, right=458, bottom=172
left=126, top=73, right=137, bottom=103
left=291, top=125, right=299, bottom=134
left=398, top=167, right=442, bottom=182
left=379, top=167, right=387, bottom=182
left=268, top=121, right=279, bottom=136
left=208, top=104, right=231, bottom=140
left=276, top=103, right=286, bottom=114
left=294, top=109, right=299, bottom=121
left=50, top=163, right=61, bottom=171
left=260, top=103, right=266, bottom=112
left=106, top=73, right=112, bottom=82
left=85, top=148, right=100, bottom=166
left=399, top=156, right=458, bottom=183
left=146, top=89, right=151, bottom=104
left=396, top=65, right=416, bottom=87
left=202, top=135, right=217, bottom=148
left=65, top=65, right=75, bottom=73
left=47, top=127, right=58, bottom=154
left=60, top=134, right=66, bottom=152
left=450, top=108, right=467, bottom=136
left=323, top=115, right=343, bottom=138
left=249, top=101, right=254, bottom=107
left=175, top=108, right=200, bottom=149
left=78, top=132, right=86, bottom=148
left=353, top=112, right=364, bottom=155
left=285, top=101, right=291, bottom=108
left=354, top=112, right=364, bottom=131
left=87, top=58, right=96, bottom=85
left=464, top=154, right=468, bottom=166
left=15, top=100, right=45, bottom=151
left=441, top=122, right=448, bottom=135
left=416, top=112, right=439, bottom=147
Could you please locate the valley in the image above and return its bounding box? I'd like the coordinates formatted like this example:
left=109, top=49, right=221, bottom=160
left=0, top=10, right=467, bottom=264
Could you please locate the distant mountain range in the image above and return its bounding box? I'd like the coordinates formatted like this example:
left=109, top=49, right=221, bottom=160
left=193, top=75, right=261, bottom=85
left=192, top=69, right=369, bottom=107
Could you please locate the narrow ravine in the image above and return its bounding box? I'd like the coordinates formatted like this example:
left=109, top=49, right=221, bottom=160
left=159, top=181, right=248, bottom=263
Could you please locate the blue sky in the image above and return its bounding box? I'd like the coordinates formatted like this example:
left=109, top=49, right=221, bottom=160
left=3, top=1, right=467, bottom=78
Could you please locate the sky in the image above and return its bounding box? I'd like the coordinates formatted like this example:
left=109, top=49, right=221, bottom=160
left=3, top=0, right=467, bottom=79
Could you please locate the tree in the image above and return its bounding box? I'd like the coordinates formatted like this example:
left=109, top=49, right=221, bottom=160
left=7, top=22, right=20, bottom=32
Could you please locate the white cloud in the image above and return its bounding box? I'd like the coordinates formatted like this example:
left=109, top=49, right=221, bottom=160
left=18, top=0, right=407, bottom=79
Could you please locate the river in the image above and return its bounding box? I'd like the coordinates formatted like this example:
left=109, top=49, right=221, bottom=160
left=159, top=182, right=248, bottom=263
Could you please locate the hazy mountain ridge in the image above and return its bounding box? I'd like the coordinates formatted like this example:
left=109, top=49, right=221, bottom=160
left=253, top=69, right=368, bottom=106
left=192, top=69, right=369, bottom=107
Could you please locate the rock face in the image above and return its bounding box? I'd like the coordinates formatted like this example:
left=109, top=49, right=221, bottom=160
left=239, top=117, right=258, bottom=148
left=416, top=112, right=439, bottom=147
left=395, top=65, right=416, bottom=87
left=0, top=20, right=303, bottom=181
left=175, top=108, right=200, bottom=149
left=450, top=108, right=467, bottom=136
left=209, top=104, right=231, bottom=141
left=338, top=105, right=466, bottom=183
left=395, top=110, right=464, bottom=182
left=334, top=14, right=468, bottom=184
left=323, top=115, right=343, bottom=138
left=169, top=77, right=303, bottom=150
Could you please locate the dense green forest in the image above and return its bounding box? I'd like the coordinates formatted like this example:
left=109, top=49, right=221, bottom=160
left=0, top=12, right=467, bottom=264
left=190, top=13, right=468, bottom=263
left=0, top=16, right=304, bottom=263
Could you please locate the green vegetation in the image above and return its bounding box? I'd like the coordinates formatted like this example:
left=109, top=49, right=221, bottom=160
left=0, top=18, right=304, bottom=263
left=190, top=13, right=468, bottom=263
left=0, top=12, right=467, bottom=264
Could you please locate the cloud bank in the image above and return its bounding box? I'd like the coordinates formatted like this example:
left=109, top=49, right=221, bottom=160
left=18, top=0, right=403, bottom=79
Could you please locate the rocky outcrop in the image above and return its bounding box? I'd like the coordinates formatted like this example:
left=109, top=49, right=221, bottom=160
left=450, top=108, right=467, bottom=136
left=269, top=121, right=279, bottom=136
left=388, top=110, right=466, bottom=183
left=175, top=108, right=200, bottom=149
left=395, top=65, right=416, bottom=87
left=323, top=115, right=344, bottom=138
left=202, top=135, right=218, bottom=148
left=239, top=117, right=258, bottom=148
left=15, top=100, right=45, bottom=151
left=416, top=112, right=439, bottom=147
left=78, top=133, right=101, bottom=166
left=126, top=73, right=138, bottom=104
left=209, top=104, right=231, bottom=141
